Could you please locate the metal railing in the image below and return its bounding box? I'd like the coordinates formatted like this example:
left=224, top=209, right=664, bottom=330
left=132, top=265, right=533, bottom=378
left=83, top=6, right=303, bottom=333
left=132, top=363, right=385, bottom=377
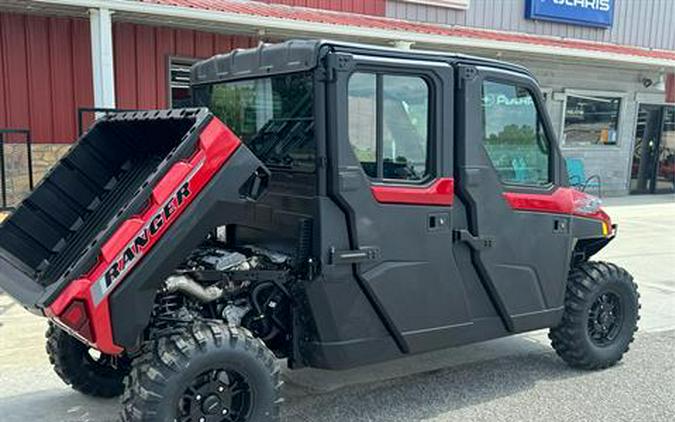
left=0, top=108, right=142, bottom=211
left=0, top=129, right=34, bottom=211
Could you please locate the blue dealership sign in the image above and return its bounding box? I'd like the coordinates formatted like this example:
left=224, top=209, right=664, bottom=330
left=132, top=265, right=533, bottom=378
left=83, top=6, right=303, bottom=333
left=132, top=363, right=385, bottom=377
left=526, top=0, right=614, bottom=28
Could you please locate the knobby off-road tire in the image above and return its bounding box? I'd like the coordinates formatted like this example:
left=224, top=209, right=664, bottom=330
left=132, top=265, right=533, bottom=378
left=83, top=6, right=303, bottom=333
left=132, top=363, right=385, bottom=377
left=550, top=261, right=640, bottom=370
left=46, top=322, right=131, bottom=398
left=121, top=321, right=282, bottom=422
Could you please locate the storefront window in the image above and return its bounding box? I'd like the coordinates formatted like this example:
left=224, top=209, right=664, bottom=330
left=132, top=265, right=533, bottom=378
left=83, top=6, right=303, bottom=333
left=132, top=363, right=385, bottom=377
left=563, top=94, right=621, bottom=146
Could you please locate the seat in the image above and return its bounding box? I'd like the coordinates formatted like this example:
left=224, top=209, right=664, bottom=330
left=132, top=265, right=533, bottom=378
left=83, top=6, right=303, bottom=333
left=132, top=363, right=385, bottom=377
left=566, top=157, right=602, bottom=197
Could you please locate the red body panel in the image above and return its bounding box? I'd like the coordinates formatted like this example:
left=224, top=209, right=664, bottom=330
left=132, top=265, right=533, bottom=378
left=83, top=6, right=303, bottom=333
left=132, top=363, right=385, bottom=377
left=47, top=119, right=242, bottom=354
left=371, top=178, right=454, bottom=206
left=503, top=187, right=612, bottom=227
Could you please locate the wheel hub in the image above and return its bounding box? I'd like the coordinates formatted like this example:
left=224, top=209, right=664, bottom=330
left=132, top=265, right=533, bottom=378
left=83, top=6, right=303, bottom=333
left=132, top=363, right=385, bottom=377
left=588, top=292, right=623, bottom=346
left=201, top=394, right=224, bottom=415
left=177, top=369, right=252, bottom=422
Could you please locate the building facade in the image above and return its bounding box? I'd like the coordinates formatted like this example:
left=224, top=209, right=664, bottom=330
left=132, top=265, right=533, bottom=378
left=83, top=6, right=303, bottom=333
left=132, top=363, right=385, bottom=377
left=0, top=0, right=673, bottom=209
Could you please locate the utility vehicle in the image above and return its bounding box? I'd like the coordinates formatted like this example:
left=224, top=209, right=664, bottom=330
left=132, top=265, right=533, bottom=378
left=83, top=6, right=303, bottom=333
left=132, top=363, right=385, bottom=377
left=0, top=40, right=640, bottom=422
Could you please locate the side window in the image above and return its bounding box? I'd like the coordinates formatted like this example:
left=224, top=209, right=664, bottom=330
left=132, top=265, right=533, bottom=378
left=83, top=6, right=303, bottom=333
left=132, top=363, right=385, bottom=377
left=348, top=72, right=431, bottom=181
left=348, top=73, right=377, bottom=178
left=482, top=80, right=551, bottom=186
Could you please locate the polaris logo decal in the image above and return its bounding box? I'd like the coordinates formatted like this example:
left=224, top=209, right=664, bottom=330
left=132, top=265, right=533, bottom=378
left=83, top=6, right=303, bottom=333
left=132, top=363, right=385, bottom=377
left=90, top=160, right=204, bottom=305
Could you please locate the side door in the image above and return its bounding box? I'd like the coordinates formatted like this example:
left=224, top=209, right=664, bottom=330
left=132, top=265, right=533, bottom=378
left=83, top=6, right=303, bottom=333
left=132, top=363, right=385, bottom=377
left=326, top=51, right=472, bottom=355
left=455, top=65, right=573, bottom=333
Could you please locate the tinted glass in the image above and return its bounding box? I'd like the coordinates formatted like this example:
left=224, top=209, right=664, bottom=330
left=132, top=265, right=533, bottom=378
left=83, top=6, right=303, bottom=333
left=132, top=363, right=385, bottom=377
left=382, top=75, right=429, bottom=180
left=199, top=72, right=315, bottom=172
left=482, top=80, right=550, bottom=186
left=348, top=73, right=377, bottom=178
left=347, top=73, right=430, bottom=181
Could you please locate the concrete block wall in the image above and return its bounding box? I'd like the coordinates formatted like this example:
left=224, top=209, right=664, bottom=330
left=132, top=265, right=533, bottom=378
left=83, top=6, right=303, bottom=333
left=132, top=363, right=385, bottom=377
left=513, top=57, right=667, bottom=196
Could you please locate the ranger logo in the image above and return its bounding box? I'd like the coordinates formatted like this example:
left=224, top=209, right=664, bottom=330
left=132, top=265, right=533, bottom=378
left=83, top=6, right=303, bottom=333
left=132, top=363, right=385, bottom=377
left=91, top=161, right=204, bottom=306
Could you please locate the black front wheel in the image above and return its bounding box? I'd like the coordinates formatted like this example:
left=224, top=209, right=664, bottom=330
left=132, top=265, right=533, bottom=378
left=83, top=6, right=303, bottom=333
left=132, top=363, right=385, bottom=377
left=46, top=323, right=131, bottom=398
left=121, top=322, right=281, bottom=422
left=550, top=261, right=640, bottom=370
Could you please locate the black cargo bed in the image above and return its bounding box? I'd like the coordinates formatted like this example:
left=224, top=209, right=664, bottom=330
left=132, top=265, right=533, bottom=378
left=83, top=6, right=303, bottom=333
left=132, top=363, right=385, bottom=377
left=0, top=108, right=212, bottom=309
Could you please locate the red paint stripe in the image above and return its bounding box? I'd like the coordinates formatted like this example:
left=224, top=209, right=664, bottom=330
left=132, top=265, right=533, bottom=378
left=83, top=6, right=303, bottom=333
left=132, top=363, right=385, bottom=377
left=371, top=178, right=454, bottom=206
left=47, top=118, right=242, bottom=354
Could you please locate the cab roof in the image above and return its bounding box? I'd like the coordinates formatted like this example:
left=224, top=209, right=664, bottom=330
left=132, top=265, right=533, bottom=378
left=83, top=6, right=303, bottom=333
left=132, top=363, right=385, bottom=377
left=191, top=39, right=534, bottom=86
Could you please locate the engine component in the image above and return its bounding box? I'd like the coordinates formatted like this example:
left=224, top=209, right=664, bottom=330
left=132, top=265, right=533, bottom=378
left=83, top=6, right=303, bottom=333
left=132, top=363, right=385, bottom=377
left=223, top=304, right=251, bottom=327
left=163, top=275, right=224, bottom=303
left=244, top=245, right=291, bottom=264
left=199, top=250, right=249, bottom=271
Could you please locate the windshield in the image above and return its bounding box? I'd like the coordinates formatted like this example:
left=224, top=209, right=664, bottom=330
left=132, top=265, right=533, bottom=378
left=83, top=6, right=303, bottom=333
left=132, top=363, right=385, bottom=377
left=194, top=72, right=315, bottom=172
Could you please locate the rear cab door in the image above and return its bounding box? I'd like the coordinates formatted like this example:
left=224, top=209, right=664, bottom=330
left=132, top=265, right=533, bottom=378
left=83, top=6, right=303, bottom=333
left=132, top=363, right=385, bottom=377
left=454, top=63, right=573, bottom=332
left=325, top=49, right=472, bottom=355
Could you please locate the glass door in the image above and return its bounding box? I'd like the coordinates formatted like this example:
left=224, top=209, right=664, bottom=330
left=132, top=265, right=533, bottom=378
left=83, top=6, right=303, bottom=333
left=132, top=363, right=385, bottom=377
left=631, top=104, right=675, bottom=194
left=654, top=106, right=675, bottom=193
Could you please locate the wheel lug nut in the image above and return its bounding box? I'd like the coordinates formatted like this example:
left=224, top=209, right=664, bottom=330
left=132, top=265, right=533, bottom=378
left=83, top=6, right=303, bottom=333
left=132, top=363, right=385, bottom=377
left=218, top=386, right=225, bottom=392
left=222, top=409, right=229, bottom=415
left=196, top=394, right=202, bottom=401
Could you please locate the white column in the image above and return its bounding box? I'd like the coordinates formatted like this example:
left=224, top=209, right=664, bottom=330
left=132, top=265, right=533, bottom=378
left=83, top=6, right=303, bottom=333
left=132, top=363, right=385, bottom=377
left=89, top=8, right=116, bottom=108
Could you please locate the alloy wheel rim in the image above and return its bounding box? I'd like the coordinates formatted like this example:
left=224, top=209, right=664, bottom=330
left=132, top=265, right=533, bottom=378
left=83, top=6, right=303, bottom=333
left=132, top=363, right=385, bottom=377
left=176, top=368, right=253, bottom=422
left=587, top=291, right=623, bottom=347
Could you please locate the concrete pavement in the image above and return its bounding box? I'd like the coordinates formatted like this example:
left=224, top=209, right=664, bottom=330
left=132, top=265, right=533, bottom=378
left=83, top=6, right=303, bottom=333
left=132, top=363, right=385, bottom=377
left=0, top=194, right=673, bottom=421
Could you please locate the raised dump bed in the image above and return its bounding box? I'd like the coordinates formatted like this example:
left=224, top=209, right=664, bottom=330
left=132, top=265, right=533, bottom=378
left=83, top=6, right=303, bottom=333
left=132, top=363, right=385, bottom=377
left=0, top=108, right=265, bottom=315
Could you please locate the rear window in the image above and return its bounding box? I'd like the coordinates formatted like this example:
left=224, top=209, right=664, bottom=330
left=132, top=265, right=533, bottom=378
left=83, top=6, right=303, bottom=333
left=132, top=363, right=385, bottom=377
left=193, top=72, right=315, bottom=172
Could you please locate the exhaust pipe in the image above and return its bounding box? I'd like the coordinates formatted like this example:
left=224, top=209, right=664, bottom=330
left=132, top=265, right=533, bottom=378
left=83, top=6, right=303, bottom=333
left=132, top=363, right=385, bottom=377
left=164, top=275, right=224, bottom=303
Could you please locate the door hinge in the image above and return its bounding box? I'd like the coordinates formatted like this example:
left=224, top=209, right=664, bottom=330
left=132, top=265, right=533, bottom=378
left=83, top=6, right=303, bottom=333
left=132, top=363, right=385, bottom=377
left=329, top=246, right=380, bottom=265
left=453, top=229, right=494, bottom=250
left=319, top=53, right=354, bottom=82
left=457, top=65, right=478, bottom=89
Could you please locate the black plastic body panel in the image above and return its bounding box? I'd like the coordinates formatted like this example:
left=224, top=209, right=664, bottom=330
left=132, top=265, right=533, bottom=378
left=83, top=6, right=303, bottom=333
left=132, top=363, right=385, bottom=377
left=183, top=40, right=611, bottom=369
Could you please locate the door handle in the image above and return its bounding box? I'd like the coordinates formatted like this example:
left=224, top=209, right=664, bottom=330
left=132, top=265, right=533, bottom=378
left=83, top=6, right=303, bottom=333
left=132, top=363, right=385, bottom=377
left=329, top=246, right=381, bottom=264
left=453, top=229, right=495, bottom=250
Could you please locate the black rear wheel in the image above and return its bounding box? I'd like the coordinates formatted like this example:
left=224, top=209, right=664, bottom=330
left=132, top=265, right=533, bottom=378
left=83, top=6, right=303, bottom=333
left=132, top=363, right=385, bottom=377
left=550, top=261, right=640, bottom=370
left=46, top=322, right=131, bottom=398
left=121, top=322, right=281, bottom=422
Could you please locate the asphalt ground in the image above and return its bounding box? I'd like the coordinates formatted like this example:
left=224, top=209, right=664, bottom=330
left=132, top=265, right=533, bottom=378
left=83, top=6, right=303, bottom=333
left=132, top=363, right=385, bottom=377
left=0, top=194, right=673, bottom=421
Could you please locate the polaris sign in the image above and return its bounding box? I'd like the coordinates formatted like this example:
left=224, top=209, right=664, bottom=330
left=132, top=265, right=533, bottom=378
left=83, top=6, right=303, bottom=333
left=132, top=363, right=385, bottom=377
left=526, top=0, right=614, bottom=27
